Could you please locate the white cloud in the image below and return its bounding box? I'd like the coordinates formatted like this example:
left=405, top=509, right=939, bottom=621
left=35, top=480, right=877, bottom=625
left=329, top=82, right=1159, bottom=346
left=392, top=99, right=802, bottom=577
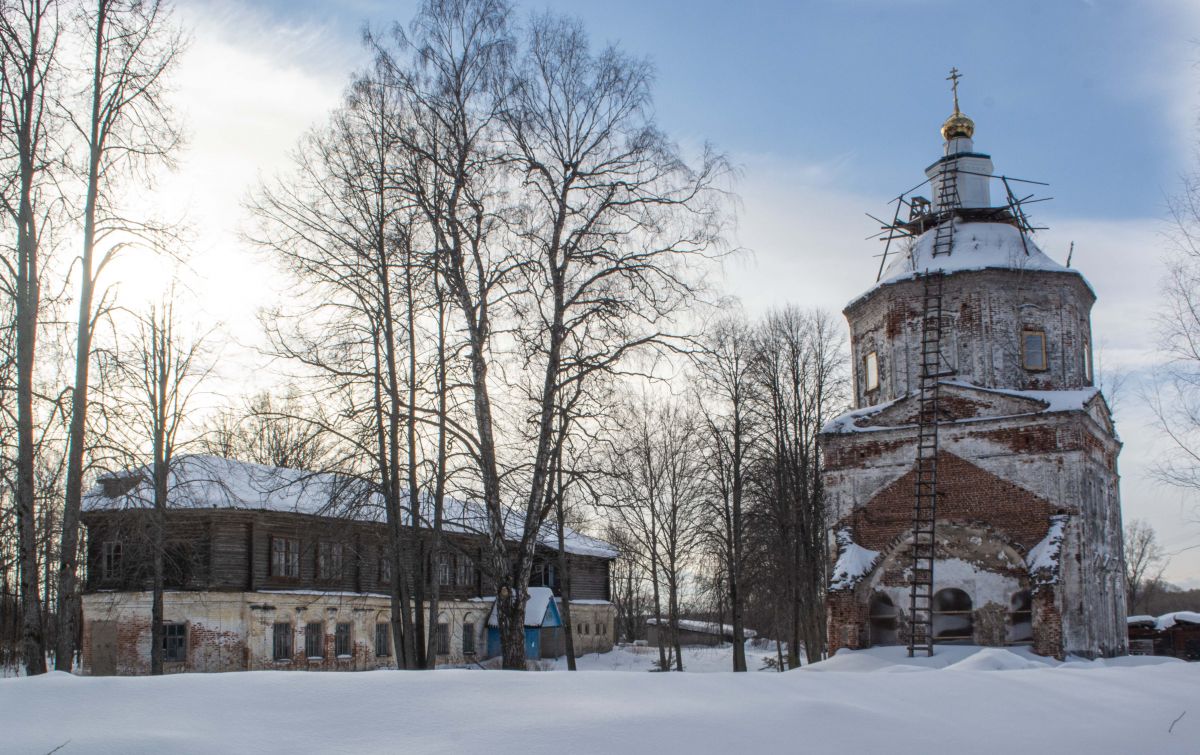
left=105, top=1, right=362, bottom=393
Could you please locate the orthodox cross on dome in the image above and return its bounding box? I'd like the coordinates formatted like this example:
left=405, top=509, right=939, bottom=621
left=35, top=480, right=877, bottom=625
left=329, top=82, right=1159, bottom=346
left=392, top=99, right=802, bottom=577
left=947, top=67, right=962, bottom=114
left=940, top=67, right=974, bottom=141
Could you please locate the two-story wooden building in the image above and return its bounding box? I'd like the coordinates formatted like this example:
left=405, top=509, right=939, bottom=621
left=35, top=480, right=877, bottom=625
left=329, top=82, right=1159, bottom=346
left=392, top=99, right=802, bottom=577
left=81, top=455, right=617, bottom=674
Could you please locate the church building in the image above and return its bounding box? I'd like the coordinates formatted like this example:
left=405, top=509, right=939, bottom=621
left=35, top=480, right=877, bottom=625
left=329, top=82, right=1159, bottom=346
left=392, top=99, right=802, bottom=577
left=819, top=75, right=1127, bottom=659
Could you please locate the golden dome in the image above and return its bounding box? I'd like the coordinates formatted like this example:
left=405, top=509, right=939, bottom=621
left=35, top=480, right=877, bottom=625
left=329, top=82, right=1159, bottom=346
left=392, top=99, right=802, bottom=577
left=941, top=67, right=974, bottom=141
left=941, top=109, right=975, bottom=141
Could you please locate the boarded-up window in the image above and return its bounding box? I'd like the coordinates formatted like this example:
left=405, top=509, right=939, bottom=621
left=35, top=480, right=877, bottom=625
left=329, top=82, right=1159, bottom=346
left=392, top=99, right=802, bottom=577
left=375, top=623, right=390, bottom=657
left=273, top=622, right=293, bottom=660
left=864, top=351, right=880, bottom=392
left=101, top=541, right=122, bottom=580
left=335, top=623, right=352, bottom=657
left=1022, top=330, right=1047, bottom=371
left=932, top=588, right=974, bottom=642
left=270, top=537, right=299, bottom=578
left=868, top=593, right=898, bottom=645
left=305, top=622, right=323, bottom=658
left=162, top=623, right=186, bottom=663
left=1008, top=590, right=1033, bottom=643
left=462, top=622, right=476, bottom=655
left=436, top=623, right=450, bottom=655
left=318, top=541, right=344, bottom=581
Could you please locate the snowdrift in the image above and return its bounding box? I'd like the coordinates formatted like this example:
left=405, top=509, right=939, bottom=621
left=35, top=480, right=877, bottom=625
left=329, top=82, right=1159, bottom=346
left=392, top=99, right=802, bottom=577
left=1, top=646, right=1196, bottom=754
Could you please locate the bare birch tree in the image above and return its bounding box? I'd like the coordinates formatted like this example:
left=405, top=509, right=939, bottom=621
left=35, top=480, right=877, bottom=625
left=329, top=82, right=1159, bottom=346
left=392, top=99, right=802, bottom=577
left=0, top=0, right=62, bottom=676
left=747, top=306, right=845, bottom=666
left=377, top=0, right=728, bottom=668
left=694, top=313, right=757, bottom=672
left=107, top=299, right=209, bottom=675
left=57, top=0, right=184, bottom=672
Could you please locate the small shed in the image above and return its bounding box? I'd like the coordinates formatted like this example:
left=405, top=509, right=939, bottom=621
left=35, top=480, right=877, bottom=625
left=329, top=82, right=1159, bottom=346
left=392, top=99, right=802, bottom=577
left=646, top=618, right=757, bottom=647
left=1127, top=612, right=1200, bottom=661
left=486, top=587, right=564, bottom=660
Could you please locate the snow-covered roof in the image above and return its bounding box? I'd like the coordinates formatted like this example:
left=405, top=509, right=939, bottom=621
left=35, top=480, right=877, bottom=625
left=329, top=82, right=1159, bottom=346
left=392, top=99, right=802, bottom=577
left=1130, top=611, right=1200, bottom=631
left=82, top=455, right=618, bottom=558
left=879, top=221, right=1080, bottom=286
left=943, top=382, right=1102, bottom=414
left=645, top=618, right=757, bottom=639
left=1026, top=515, right=1068, bottom=587
left=829, top=528, right=880, bottom=591
left=822, top=382, right=1102, bottom=435
left=485, top=586, right=560, bottom=628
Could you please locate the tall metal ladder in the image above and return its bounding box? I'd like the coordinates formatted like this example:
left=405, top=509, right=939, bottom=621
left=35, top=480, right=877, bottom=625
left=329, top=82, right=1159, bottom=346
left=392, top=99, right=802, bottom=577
left=908, top=161, right=959, bottom=658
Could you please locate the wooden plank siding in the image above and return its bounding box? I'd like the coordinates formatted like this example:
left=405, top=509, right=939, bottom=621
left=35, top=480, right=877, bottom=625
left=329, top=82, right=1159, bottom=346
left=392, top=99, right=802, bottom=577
left=82, top=509, right=611, bottom=602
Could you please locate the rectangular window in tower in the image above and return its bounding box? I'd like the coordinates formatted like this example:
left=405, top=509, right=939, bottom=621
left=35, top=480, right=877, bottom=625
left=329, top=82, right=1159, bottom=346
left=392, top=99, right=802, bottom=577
left=864, top=351, right=880, bottom=392
left=1022, top=330, right=1047, bottom=371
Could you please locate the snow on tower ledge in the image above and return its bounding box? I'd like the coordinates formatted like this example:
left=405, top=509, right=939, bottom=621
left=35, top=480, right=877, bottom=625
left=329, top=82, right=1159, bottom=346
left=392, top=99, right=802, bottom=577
left=849, top=221, right=1091, bottom=309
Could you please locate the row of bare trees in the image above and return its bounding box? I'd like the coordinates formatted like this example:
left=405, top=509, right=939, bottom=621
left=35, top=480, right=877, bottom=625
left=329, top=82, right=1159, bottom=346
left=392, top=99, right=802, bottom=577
left=247, top=0, right=729, bottom=670
left=0, top=0, right=187, bottom=675
left=600, top=306, right=846, bottom=671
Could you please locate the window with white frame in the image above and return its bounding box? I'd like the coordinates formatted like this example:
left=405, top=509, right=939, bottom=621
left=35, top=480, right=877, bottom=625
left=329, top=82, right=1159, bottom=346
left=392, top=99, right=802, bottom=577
left=317, top=541, right=344, bottom=581
left=864, top=351, right=880, bottom=392
left=270, top=537, right=300, bottom=578
left=436, top=553, right=454, bottom=586
left=456, top=555, right=475, bottom=586
left=101, top=541, right=122, bottom=580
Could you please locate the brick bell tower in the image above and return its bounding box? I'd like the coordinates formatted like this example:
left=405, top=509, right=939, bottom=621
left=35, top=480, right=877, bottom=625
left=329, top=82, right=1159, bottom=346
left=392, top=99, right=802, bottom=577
left=819, top=71, right=1127, bottom=660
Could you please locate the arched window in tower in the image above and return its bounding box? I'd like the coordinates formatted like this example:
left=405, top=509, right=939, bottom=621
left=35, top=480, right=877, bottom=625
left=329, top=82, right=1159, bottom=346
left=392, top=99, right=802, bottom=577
left=1022, top=329, right=1047, bottom=371
left=932, top=588, right=974, bottom=642
left=864, top=350, right=879, bottom=393
left=1008, top=590, right=1033, bottom=643
left=868, top=593, right=898, bottom=645
left=1083, top=339, right=1093, bottom=384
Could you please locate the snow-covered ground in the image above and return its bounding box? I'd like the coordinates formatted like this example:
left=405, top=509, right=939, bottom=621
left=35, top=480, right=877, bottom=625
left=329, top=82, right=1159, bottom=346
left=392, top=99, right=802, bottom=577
left=1, top=646, right=1195, bottom=754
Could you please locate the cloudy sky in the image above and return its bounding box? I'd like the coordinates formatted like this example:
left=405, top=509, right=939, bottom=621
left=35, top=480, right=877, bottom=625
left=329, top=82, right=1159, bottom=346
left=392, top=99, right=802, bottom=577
left=129, top=0, right=1200, bottom=583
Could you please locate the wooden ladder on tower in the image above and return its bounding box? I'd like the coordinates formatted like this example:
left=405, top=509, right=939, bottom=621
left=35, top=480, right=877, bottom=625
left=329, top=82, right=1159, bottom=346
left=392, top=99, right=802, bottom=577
left=908, top=162, right=959, bottom=658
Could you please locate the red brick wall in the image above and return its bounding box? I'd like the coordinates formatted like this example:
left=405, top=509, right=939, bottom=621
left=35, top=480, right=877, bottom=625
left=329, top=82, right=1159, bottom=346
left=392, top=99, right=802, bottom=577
left=838, top=451, right=1058, bottom=554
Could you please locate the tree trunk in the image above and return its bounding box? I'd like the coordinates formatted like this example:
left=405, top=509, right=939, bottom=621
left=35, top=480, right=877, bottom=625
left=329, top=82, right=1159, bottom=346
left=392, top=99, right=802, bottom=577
left=555, top=493, right=577, bottom=670
left=14, top=84, right=47, bottom=678
left=57, top=0, right=109, bottom=673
